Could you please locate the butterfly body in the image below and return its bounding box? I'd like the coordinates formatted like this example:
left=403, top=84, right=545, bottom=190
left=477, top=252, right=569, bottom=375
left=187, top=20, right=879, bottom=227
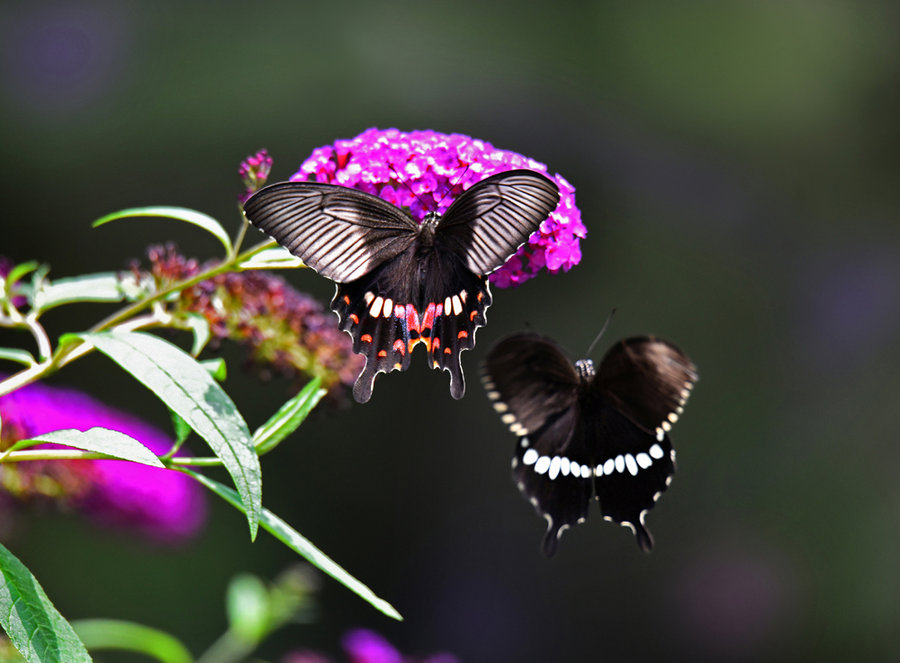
left=484, top=333, right=696, bottom=555
left=244, top=170, right=560, bottom=402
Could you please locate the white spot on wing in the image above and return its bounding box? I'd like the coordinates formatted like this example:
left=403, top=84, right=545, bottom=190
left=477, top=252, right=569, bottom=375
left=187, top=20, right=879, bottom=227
left=625, top=454, right=638, bottom=476
left=501, top=413, right=515, bottom=425
left=614, top=455, right=625, bottom=473
left=649, top=443, right=664, bottom=459
left=560, top=457, right=570, bottom=476
left=522, top=448, right=539, bottom=465
left=364, top=291, right=375, bottom=305
left=603, top=458, right=615, bottom=475
left=636, top=452, right=652, bottom=469
left=369, top=296, right=384, bottom=317
left=534, top=456, right=550, bottom=474
left=548, top=456, right=561, bottom=480
left=383, top=298, right=393, bottom=318
left=452, top=295, right=463, bottom=316
left=493, top=401, right=508, bottom=413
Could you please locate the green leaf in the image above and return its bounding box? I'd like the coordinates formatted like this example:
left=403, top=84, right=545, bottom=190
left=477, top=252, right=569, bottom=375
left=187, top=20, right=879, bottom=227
left=226, top=574, right=269, bottom=644
left=32, top=273, right=145, bottom=312
left=79, top=330, right=261, bottom=539
left=5, top=262, right=40, bottom=289
left=13, top=428, right=164, bottom=467
left=168, top=409, right=192, bottom=448
left=72, top=620, right=192, bottom=663
left=93, top=206, right=233, bottom=255
left=253, top=378, right=325, bottom=455
left=237, top=246, right=304, bottom=270
left=0, top=348, right=36, bottom=367
left=182, top=469, right=402, bottom=621
left=198, top=358, right=227, bottom=382
left=0, top=542, right=92, bottom=663
left=178, top=313, right=211, bottom=357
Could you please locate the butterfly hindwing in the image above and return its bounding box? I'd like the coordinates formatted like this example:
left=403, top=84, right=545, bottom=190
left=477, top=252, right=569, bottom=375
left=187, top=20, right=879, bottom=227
left=437, top=170, right=561, bottom=276
left=484, top=332, right=696, bottom=555
left=333, top=248, right=493, bottom=402
left=243, top=182, right=418, bottom=283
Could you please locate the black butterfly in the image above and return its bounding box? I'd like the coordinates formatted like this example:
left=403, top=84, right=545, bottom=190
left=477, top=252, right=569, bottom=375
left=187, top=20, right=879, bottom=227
left=243, top=170, right=560, bottom=403
left=483, top=333, right=697, bottom=556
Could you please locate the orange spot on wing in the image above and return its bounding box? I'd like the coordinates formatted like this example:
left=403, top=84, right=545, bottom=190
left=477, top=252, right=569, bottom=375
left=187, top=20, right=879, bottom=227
left=457, top=330, right=468, bottom=339
left=392, top=339, right=406, bottom=355
left=377, top=349, right=387, bottom=358
left=361, top=334, right=373, bottom=343
left=343, top=295, right=351, bottom=305
left=349, top=313, right=359, bottom=324
left=444, top=347, right=452, bottom=355
left=469, top=310, right=478, bottom=322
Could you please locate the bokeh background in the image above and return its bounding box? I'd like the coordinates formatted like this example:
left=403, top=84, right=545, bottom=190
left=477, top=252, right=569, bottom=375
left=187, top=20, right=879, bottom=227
left=2, top=2, right=899, bottom=661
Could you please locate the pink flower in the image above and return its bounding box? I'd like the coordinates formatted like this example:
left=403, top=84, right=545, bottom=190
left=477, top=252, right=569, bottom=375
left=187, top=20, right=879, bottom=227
left=292, top=128, right=585, bottom=287
left=0, top=378, right=206, bottom=543
left=239, top=149, right=274, bottom=203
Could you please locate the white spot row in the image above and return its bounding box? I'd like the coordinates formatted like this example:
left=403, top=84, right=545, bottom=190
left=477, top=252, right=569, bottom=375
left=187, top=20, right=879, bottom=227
left=521, top=443, right=667, bottom=480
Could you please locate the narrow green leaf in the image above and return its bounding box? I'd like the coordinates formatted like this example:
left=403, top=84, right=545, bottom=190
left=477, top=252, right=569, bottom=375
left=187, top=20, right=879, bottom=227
left=198, top=358, right=227, bottom=382
left=179, top=313, right=211, bottom=357
left=72, top=620, right=192, bottom=663
left=33, top=272, right=146, bottom=312
left=182, top=469, right=402, bottom=621
left=0, top=542, right=92, bottom=663
left=93, top=206, right=232, bottom=255
left=168, top=409, right=192, bottom=447
left=0, top=348, right=35, bottom=367
left=79, top=330, right=261, bottom=539
left=253, top=378, right=325, bottom=455
left=237, top=246, right=304, bottom=270
left=14, top=428, right=164, bottom=467
left=5, top=262, right=40, bottom=288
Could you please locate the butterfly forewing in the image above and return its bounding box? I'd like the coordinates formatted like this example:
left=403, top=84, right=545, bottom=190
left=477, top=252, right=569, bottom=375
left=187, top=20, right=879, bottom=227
left=243, top=182, right=418, bottom=283
left=595, top=337, right=698, bottom=435
left=437, top=170, right=560, bottom=276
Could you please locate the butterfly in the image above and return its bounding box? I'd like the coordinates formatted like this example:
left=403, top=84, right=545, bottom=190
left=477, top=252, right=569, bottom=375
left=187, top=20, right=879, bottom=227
left=243, top=170, right=560, bottom=403
left=483, top=332, right=697, bottom=556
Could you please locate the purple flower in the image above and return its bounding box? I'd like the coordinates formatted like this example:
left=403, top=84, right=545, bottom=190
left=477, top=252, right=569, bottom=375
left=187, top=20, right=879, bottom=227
left=292, top=128, right=585, bottom=287
left=239, top=149, right=274, bottom=203
left=281, top=629, right=460, bottom=663
left=0, top=378, right=206, bottom=543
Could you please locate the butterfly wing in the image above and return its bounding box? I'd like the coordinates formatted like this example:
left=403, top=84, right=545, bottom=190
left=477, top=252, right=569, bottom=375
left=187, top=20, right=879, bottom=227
left=436, top=170, right=560, bottom=275
left=588, top=336, right=697, bottom=551
left=243, top=181, right=418, bottom=283
left=483, top=333, right=590, bottom=556
left=595, top=337, right=698, bottom=436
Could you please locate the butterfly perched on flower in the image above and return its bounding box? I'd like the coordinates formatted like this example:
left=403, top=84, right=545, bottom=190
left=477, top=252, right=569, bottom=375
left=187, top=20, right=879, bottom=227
left=243, top=170, right=560, bottom=403
left=483, top=333, right=697, bottom=555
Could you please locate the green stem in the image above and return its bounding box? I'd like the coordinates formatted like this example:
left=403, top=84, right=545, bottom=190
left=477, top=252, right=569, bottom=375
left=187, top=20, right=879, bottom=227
left=0, top=240, right=274, bottom=398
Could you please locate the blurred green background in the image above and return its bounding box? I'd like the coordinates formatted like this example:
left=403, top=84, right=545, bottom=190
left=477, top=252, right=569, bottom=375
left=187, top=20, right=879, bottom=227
left=2, top=1, right=899, bottom=661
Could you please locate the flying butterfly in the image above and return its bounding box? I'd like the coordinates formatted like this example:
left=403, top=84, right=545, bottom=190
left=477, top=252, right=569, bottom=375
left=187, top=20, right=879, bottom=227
left=243, top=170, right=560, bottom=403
left=483, top=332, right=697, bottom=556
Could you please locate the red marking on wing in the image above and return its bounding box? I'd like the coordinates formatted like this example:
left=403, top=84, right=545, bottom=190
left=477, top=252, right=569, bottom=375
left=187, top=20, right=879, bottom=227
left=377, top=349, right=387, bottom=358
left=361, top=334, right=373, bottom=343
left=392, top=339, right=406, bottom=355
left=457, top=330, right=468, bottom=339
left=349, top=313, right=359, bottom=324
left=469, top=310, right=478, bottom=322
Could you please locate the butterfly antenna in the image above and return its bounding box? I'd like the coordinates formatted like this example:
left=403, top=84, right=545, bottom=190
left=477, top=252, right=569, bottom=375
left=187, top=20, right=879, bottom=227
left=434, top=164, right=470, bottom=209
left=387, top=163, right=432, bottom=211
left=586, top=308, right=617, bottom=356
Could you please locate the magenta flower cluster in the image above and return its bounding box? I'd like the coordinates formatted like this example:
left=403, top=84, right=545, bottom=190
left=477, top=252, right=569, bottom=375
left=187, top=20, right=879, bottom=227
left=0, top=378, right=206, bottom=543
left=293, top=128, right=585, bottom=288
left=282, top=628, right=459, bottom=663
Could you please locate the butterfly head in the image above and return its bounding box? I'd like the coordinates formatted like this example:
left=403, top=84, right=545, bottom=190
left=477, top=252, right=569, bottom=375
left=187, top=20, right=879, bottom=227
left=574, top=358, right=595, bottom=381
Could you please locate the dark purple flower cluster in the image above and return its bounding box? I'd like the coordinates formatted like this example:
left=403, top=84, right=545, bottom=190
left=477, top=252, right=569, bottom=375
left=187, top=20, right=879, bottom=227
left=282, top=628, right=459, bottom=663
left=238, top=149, right=274, bottom=203
left=0, top=378, right=206, bottom=543
left=293, top=128, right=585, bottom=288
left=145, top=245, right=362, bottom=395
